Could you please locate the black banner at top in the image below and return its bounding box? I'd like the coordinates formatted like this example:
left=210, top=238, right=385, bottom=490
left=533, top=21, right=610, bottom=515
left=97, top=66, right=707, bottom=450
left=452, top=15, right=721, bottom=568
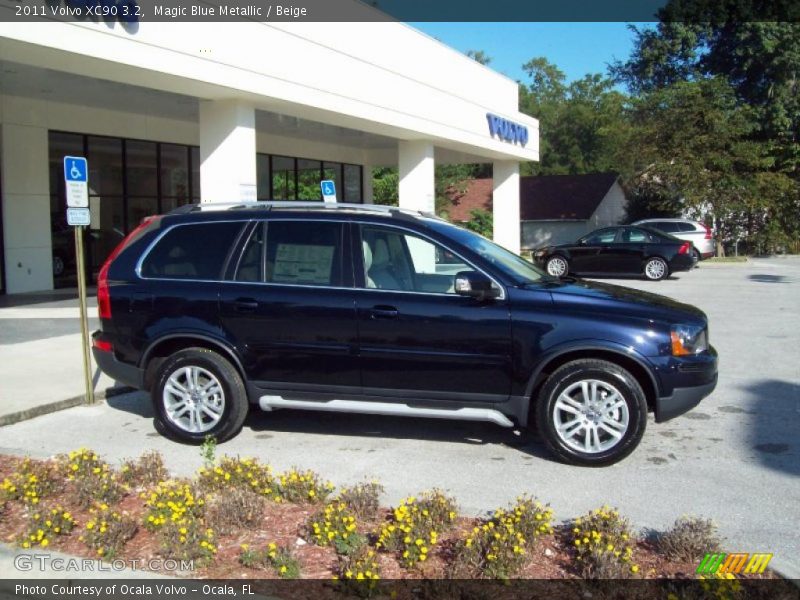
left=1, top=0, right=799, bottom=22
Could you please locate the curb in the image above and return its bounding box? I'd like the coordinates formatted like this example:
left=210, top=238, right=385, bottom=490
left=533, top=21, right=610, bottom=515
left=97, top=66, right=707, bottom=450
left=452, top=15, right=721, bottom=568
left=0, top=387, right=135, bottom=428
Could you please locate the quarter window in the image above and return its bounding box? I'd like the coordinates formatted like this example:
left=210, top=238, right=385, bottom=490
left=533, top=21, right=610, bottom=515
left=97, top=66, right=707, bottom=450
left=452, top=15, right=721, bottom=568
left=360, top=226, right=475, bottom=294
left=140, top=222, right=244, bottom=280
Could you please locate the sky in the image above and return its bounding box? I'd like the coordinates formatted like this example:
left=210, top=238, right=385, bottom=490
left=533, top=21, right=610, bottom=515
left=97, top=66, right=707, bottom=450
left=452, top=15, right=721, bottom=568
left=410, top=23, right=654, bottom=85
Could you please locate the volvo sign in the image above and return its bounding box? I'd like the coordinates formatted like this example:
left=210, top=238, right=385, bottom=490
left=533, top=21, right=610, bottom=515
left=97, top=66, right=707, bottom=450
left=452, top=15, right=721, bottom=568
left=486, top=113, right=529, bottom=147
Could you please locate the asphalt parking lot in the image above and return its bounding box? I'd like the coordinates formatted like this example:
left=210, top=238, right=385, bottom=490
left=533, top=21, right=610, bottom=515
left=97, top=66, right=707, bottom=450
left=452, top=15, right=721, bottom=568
left=1, top=257, right=798, bottom=576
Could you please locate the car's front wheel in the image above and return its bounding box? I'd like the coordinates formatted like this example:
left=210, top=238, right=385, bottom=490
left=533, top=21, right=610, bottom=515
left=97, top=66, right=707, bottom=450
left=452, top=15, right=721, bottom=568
left=152, top=347, right=248, bottom=443
left=546, top=255, right=569, bottom=277
left=643, top=256, right=669, bottom=281
left=536, top=359, right=647, bottom=466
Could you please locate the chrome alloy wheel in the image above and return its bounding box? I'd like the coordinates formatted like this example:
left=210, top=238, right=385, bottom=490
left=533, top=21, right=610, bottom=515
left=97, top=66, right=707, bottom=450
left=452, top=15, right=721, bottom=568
left=547, top=256, right=568, bottom=277
left=552, top=379, right=629, bottom=454
left=645, top=258, right=667, bottom=280
left=162, top=366, right=225, bottom=433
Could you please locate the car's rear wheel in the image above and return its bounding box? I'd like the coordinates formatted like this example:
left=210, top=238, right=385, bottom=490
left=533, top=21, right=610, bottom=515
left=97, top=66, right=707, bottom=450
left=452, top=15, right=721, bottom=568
left=152, top=347, right=248, bottom=443
left=643, top=257, right=669, bottom=281
left=546, top=255, right=569, bottom=277
left=536, top=359, right=647, bottom=466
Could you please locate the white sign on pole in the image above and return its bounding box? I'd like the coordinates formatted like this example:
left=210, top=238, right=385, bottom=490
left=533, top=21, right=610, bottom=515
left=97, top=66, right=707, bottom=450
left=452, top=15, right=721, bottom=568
left=64, top=156, right=89, bottom=208
left=320, top=179, right=337, bottom=204
left=66, top=207, right=91, bottom=226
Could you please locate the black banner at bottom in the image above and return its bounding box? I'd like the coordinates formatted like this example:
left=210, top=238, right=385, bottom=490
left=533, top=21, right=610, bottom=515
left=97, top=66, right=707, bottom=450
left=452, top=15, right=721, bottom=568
left=1, top=579, right=799, bottom=600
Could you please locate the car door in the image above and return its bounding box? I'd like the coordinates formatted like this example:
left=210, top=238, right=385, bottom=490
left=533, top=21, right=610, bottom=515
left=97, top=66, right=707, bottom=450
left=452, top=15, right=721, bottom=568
left=615, top=227, right=653, bottom=273
left=354, top=223, right=512, bottom=402
left=571, top=228, right=618, bottom=273
left=218, top=218, right=360, bottom=392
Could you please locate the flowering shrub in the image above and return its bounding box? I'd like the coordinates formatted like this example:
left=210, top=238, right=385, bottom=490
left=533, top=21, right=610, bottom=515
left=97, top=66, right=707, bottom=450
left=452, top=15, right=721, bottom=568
left=307, top=501, right=364, bottom=555
left=452, top=495, right=554, bottom=579
left=158, top=519, right=217, bottom=563
left=1, top=458, right=61, bottom=505
left=142, top=480, right=205, bottom=530
left=375, top=489, right=457, bottom=569
left=120, top=451, right=168, bottom=489
left=205, top=487, right=265, bottom=535
left=337, top=480, right=384, bottom=520
left=570, top=505, right=639, bottom=578
left=335, top=546, right=381, bottom=597
left=18, top=505, right=75, bottom=549
left=80, top=504, right=137, bottom=558
left=63, top=448, right=125, bottom=507
left=278, top=468, right=334, bottom=504
left=239, top=542, right=300, bottom=578
left=197, top=456, right=279, bottom=500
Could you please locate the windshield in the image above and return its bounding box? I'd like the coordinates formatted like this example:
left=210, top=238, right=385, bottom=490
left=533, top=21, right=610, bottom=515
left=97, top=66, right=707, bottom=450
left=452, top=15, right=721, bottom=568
left=428, top=220, right=547, bottom=285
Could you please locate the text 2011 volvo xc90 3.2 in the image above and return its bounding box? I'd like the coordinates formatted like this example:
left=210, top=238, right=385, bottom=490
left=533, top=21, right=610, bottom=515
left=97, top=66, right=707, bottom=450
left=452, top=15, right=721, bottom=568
left=92, top=202, right=718, bottom=466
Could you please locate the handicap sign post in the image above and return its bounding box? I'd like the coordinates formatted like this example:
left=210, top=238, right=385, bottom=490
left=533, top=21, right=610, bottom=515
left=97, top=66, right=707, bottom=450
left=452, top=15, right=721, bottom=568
left=63, top=156, right=94, bottom=405
left=320, top=179, right=337, bottom=204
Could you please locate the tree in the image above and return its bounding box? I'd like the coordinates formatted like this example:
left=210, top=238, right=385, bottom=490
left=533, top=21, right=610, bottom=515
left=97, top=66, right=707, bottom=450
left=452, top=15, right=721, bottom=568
left=371, top=167, right=398, bottom=206
left=466, top=50, right=492, bottom=65
left=464, top=208, right=493, bottom=238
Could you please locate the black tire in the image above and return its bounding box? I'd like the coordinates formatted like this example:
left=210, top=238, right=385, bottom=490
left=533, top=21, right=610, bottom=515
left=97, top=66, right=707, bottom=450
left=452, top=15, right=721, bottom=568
left=546, top=255, right=569, bottom=277
left=691, top=247, right=701, bottom=262
left=536, top=359, right=647, bottom=467
left=643, top=256, right=669, bottom=281
left=152, top=347, right=248, bottom=444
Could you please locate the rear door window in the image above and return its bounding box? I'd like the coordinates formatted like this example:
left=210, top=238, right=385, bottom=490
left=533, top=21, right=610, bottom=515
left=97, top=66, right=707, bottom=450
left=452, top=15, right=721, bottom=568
left=651, top=221, right=679, bottom=233
left=264, top=221, right=344, bottom=287
left=677, top=222, right=697, bottom=232
left=140, top=222, right=244, bottom=280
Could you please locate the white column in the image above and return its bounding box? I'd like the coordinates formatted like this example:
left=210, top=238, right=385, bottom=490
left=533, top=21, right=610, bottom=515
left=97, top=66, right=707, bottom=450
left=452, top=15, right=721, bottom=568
left=492, top=160, right=521, bottom=254
left=398, top=140, right=434, bottom=213
left=198, top=100, right=257, bottom=203
left=1, top=123, right=53, bottom=293
left=362, top=162, right=374, bottom=204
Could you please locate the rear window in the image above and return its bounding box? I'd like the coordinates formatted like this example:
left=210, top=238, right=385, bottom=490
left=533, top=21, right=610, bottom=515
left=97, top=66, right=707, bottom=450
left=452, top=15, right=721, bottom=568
left=650, top=221, right=680, bottom=233
left=140, top=222, right=244, bottom=280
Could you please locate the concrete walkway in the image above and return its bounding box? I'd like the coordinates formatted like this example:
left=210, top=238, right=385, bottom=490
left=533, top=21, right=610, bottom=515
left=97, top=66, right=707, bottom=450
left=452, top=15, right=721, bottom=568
left=0, top=289, right=126, bottom=427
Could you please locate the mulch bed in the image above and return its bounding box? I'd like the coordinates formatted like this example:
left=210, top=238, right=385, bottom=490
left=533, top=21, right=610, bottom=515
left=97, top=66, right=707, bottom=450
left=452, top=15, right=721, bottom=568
left=0, top=452, right=781, bottom=583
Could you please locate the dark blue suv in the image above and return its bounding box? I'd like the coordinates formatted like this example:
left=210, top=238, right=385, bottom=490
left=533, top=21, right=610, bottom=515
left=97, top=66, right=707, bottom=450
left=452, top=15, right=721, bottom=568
left=92, top=203, right=718, bottom=466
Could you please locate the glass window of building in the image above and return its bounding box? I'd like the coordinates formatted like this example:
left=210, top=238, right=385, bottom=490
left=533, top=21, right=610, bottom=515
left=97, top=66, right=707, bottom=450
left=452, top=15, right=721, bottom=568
left=344, top=164, right=362, bottom=202
left=126, top=140, right=157, bottom=197
left=297, top=158, right=322, bottom=200
left=190, top=146, right=200, bottom=202
left=161, top=144, right=190, bottom=204
left=256, top=154, right=271, bottom=200
left=323, top=162, right=343, bottom=200
left=271, top=156, right=296, bottom=200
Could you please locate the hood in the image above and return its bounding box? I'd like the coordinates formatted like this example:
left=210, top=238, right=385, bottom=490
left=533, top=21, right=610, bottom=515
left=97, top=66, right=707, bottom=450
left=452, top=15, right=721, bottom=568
left=541, top=278, right=707, bottom=324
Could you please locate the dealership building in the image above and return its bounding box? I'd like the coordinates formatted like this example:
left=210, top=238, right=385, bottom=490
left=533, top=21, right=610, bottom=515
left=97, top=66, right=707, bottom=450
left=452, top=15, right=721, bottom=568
left=0, top=15, right=539, bottom=294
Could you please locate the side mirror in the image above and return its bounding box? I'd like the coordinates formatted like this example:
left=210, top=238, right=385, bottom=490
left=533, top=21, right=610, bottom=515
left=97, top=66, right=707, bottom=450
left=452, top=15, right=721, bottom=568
left=454, top=271, right=501, bottom=301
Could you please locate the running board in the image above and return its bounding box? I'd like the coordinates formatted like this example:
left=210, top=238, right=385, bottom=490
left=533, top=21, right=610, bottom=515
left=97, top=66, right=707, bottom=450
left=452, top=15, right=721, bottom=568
left=258, top=396, right=515, bottom=428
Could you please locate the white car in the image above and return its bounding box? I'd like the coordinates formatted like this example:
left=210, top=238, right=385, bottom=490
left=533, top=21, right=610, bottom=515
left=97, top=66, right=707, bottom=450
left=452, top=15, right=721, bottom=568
left=632, top=218, right=715, bottom=260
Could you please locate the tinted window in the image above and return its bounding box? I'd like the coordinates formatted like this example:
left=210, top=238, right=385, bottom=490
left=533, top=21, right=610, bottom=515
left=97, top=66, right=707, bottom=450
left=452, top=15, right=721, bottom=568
left=235, top=223, right=265, bottom=282
left=582, top=229, right=618, bottom=244
left=141, top=222, right=243, bottom=280
left=265, top=221, right=343, bottom=286
left=621, top=227, right=654, bottom=243
left=677, top=222, right=697, bottom=232
left=650, top=221, right=679, bottom=233
left=361, top=226, right=476, bottom=294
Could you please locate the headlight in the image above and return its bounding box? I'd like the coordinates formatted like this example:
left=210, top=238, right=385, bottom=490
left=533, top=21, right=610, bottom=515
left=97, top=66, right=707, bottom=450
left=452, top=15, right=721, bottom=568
left=670, top=324, right=708, bottom=356
left=534, top=249, right=547, bottom=257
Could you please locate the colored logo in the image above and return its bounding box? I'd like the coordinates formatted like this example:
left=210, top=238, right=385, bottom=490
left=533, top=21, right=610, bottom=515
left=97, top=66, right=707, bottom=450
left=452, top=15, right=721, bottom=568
left=486, top=113, right=529, bottom=146
left=696, top=553, right=773, bottom=575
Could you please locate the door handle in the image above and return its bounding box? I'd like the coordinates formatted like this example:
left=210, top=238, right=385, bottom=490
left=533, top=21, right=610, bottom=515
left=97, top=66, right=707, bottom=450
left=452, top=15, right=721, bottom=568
left=370, top=305, right=399, bottom=319
left=233, top=298, right=259, bottom=312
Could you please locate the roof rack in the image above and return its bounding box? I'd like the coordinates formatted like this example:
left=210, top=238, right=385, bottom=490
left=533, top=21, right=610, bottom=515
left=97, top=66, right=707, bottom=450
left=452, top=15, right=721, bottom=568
left=167, top=201, right=440, bottom=220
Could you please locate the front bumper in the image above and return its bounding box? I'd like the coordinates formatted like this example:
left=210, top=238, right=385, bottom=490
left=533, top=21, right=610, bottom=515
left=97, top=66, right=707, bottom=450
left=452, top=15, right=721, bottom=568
left=655, top=374, right=718, bottom=422
left=92, top=332, right=143, bottom=389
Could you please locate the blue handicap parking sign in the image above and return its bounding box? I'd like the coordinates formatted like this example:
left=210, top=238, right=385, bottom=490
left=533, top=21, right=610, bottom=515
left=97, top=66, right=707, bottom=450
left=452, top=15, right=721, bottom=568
left=64, top=156, right=88, bottom=183
left=321, top=180, right=336, bottom=197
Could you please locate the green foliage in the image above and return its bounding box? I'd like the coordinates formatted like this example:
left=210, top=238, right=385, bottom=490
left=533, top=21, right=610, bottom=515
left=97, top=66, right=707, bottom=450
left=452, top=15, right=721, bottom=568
left=465, top=50, right=491, bottom=65
left=199, top=435, right=217, bottom=468
left=371, top=167, right=398, bottom=206
left=465, top=209, right=493, bottom=238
